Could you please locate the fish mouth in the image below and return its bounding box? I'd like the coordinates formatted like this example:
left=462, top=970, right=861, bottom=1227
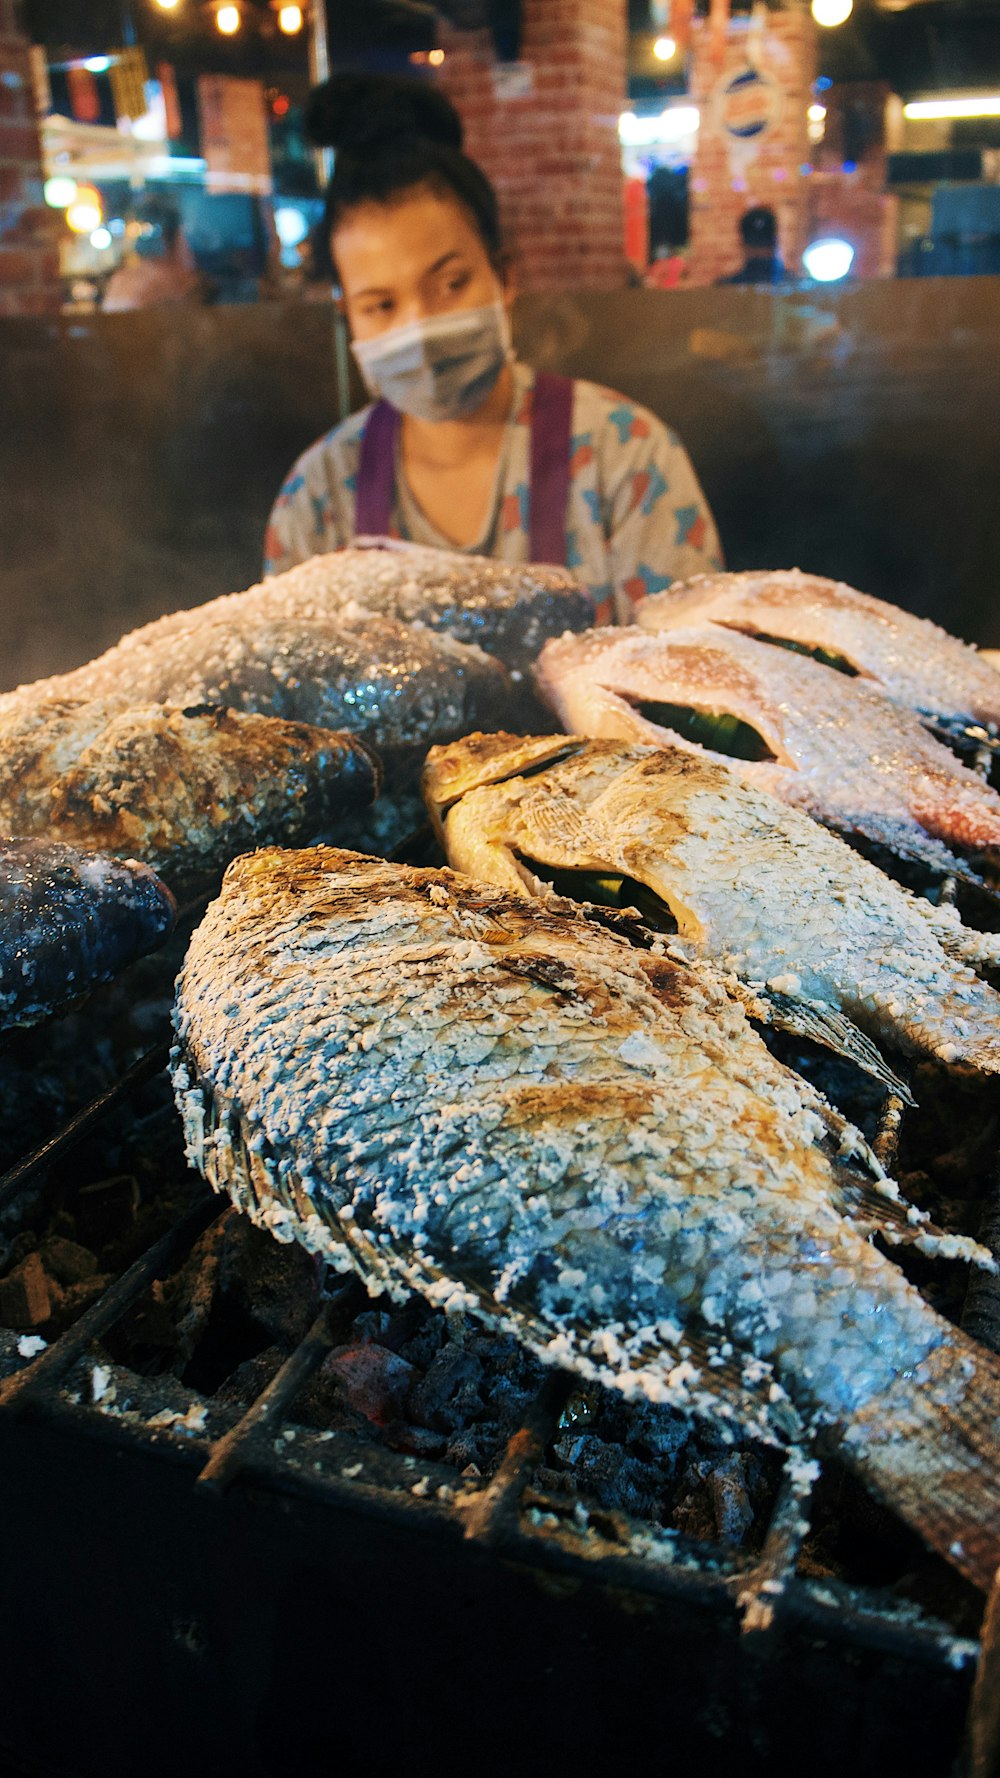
left=423, top=734, right=589, bottom=826
left=622, top=698, right=777, bottom=763
left=512, top=850, right=680, bottom=933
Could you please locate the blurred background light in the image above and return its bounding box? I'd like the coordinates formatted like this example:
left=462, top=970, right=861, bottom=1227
left=44, top=175, right=78, bottom=208
left=811, top=0, right=853, bottom=26
left=803, top=237, right=855, bottom=281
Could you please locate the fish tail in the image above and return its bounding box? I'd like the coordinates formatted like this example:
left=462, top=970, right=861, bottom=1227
left=833, top=1337, right=1000, bottom=1594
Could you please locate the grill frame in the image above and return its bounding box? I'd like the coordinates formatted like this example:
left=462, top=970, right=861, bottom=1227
left=0, top=1040, right=994, bottom=1778
left=2, top=807, right=1000, bottom=1778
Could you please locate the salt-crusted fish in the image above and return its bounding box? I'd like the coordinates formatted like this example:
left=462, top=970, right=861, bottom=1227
left=0, top=541, right=592, bottom=786
left=423, top=733, right=1000, bottom=1079
left=0, top=701, right=379, bottom=896
left=638, top=568, right=1000, bottom=743
left=534, top=625, right=1000, bottom=883
left=0, top=612, right=506, bottom=798
left=338, top=538, right=596, bottom=674
left=172, top=849, right=1000, bottom=1593
left=1, top=839, right=175, bottom=1032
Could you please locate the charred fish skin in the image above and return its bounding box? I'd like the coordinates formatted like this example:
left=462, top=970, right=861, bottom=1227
left=638, top=567, right=1000, bottom=732
left=428, top=734, right=1000, bottom=1077
left=341, top=540, right=597, bottom=674
left=171, top=849, right=1000, bottom=1593
left=1, top=839, right=176, bottom=1033
left=533, top=624, right=1000, bottom=881
left=0, top=543, right=591, bottom=688
left=0, top=703, right=380, bottom=897
left=0, top=619, right=509, bottom=799
left=0, top=538, right=589, bottom=764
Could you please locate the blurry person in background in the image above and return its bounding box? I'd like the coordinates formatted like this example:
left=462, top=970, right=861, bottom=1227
left=103, top=197, right=204, bottom=313
left=265, top=73, right=722, bottom=623
left=718, top=205, right=786, bottom=287
left=646, top=242, right=687, bottom=289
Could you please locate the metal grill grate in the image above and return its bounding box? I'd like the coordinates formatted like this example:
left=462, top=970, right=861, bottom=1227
left=1, top=814, right=999, bottom=1776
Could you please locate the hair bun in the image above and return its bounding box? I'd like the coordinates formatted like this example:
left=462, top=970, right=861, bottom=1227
left=305, top=73, right=464, bottom=155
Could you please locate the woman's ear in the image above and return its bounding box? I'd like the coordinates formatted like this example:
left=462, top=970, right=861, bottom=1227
left=499, top=251, right=518, bottom=309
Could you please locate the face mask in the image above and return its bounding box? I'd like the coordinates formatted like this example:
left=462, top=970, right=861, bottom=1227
left=351, top=299, right=513, bottom=423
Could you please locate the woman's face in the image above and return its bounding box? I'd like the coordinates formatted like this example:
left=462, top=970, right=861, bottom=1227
left=333, top=186, right=507, bottom=341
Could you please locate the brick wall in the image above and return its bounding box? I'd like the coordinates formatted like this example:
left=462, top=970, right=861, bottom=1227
left=0, top=0, right=61, bottom=316
left=436, top=0, right=628, bottom=293
left=687, top=8, right=817, bottom=287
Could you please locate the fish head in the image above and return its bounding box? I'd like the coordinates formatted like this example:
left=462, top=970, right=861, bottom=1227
left=421, top=731, right=589, bottom=838
left=535, top=627, right=796, bottom=770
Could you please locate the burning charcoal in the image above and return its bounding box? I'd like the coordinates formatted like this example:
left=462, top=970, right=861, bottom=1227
left=168, top=1215, right=230, bottom=1364
left=672, top=1463, right=720, bottom=1544
left=552, top=1433, right=666, bottom=1521
left=322, top=1343, right=418, bottom=1430
left=707, top=1454, right=755, bottom=1547
left=407, top=1345, right=485, bottom=1433
left=74, top=1173, right=139, bottom=1250
left=213, top=1346, right=287, bottom=1413
left=559, top=1387, right=600, bottom=1432
left=216, top=1216, right=321, bottom=1349
left=0, top=1250, right=53, bottom=1329
left=40, top=1236, right=98, bottom=1286
left=54, top=1274, right=113, bottom=1329
left=0, top=1231, right=37, bottom=1278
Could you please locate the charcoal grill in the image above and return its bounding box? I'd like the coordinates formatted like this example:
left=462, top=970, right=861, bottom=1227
left=1, top=849, right=999, bottom=1778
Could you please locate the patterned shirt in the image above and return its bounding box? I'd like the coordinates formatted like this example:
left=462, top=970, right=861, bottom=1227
left=264, top=361, right=723, bottom=625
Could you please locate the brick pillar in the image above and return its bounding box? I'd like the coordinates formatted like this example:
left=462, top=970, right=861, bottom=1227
left=436, top=0, right=628, bottom=293
left=807, top=81, right=898, bottom=279
left=0, top=0, right=61, bottom=316
left=687, top=8, right=817, bottom=287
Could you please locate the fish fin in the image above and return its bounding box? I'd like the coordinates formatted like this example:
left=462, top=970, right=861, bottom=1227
left=288, top=1181, right=806, bottom=1450
left=910, top=895, right=1000, bottom=979
left=833, top=1173, right=997, bottom=1272
left=538, top=1320, right=805, bottom=1449
left=742, top=982, right=915, bottom=1104
left=922, top=712, right=1000, bottom=762
left=831, top=1337, right=1000, bottom=1594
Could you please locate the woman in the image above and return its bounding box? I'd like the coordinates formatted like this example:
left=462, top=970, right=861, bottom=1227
left=265, top=74, right=722, bottom=624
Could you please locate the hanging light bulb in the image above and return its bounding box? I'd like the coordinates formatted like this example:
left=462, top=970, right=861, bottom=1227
left=277, top=4, right=303, bottom=31
left=653, top=36, right=677, bottom=61
left=811, top=0, right=852, bottom=26
left=154, top=0, right=181, bottom=12
left=216, top=3, right=241, bottom=33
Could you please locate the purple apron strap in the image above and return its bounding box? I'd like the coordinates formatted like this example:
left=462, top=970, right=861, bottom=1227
left=355, top=399, right=400, bottom=537
left=529, top=371, right=574, bottom=565
left=356, top=377, right=573, bottom=565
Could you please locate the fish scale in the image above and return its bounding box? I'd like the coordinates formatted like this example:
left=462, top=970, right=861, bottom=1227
left=172, top=849, right=1000, bottom=1592
left=533, top=624, right=1000, bottom=880
left=426, top=733, right=1000, bottom=1077
left=638, top=567, right=1000, bottom=730
left=1, top=838, right=176, bottom=1032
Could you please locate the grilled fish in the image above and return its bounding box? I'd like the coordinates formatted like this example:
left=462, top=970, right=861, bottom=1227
left=423, top=733, right=1000, bottom=1079
left=0, top=610, right=507, bottom=798
left=0, top=701, right=379, bottom=896
left=172, top=849, right=1000, bottom=1593
left=0, top=541, right=592, bottom=783
left=638, top=568, right=1000, bottom=742
left=534, top=625, right=1000, bottom=883
left=333, top=539, right=595, bottom=674
left=1, top=839, right=175, bottom=1032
